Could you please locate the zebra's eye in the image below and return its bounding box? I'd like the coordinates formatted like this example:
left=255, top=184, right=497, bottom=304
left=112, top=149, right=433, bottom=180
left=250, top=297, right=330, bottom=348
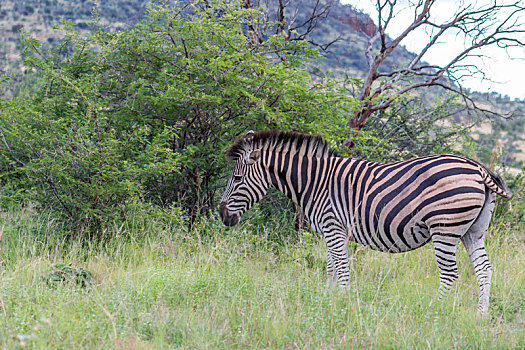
left=233, top=175, right=243, bottom=183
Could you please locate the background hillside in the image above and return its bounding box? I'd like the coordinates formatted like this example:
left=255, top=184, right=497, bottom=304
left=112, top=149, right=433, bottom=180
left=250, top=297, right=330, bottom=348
left=1, top=0, right=524, bottom=166
left=0, top=0, right=416, bottom=79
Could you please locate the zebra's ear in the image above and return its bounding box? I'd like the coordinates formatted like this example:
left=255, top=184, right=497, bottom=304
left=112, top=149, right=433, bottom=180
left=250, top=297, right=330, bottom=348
left=245, top=149, right=261, bottom=165
left=245, top=130, right=255, bottom=142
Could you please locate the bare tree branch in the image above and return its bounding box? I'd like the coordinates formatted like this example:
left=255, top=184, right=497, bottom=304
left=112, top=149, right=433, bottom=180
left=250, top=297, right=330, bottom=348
left=346, top=0, right=525, bottom=147
left=272, top=0, right=335, bottom=46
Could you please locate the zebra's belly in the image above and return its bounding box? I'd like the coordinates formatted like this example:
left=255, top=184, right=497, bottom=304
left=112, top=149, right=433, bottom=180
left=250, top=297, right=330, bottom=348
left=350, top=220, right=432, bottom=253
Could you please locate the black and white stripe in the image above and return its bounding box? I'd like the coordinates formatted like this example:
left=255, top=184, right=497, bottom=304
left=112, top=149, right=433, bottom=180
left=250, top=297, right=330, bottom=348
left=220, top=130, right=511, bottom=317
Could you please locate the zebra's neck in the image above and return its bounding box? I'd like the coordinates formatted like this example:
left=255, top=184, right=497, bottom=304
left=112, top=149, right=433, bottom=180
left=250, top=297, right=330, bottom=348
left=263, top=150, right=338, bottom=214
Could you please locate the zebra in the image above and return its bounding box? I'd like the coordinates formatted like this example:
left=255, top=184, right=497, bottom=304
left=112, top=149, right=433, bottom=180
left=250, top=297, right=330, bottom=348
left=219, top=130, right=512, bottom=317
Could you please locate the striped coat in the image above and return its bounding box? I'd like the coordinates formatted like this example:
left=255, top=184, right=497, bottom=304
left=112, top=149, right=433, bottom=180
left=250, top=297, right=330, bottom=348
left=219, top=130, right=511, bottom=317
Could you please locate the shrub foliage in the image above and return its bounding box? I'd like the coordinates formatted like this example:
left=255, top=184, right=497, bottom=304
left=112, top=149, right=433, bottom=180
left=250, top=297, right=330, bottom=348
left=0, top=0, right=354, bottom=232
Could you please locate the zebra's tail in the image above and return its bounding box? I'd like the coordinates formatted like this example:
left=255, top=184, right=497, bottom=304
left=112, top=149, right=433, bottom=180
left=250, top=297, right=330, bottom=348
left=479, top=166, right=513, bottom=199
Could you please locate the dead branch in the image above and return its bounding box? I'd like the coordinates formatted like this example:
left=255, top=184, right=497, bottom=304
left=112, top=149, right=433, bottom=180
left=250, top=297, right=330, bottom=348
left=269, top=0, right=335, bottom=46
left=346, top=0, right=525, bottom=147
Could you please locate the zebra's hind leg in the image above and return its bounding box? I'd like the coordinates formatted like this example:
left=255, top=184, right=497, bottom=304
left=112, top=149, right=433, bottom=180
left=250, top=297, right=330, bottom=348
left=431, top=234, right=460, bottom=310
left=461, top=191, right=496, bottom=318
left=462, top=233, right=492, bottom=318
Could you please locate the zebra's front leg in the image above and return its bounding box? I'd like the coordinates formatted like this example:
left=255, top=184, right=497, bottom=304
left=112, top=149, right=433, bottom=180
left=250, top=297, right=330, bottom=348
left=326, top=251, right=337, bottom=286
left=325, top=230, right=350, bottom=288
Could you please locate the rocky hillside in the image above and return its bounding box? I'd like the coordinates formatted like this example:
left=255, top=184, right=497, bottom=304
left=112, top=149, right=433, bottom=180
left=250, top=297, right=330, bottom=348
left=293, top=0, right=417, bottom=77
left=0, top=0, right=416, bottom=76
left=0, top=0, right=147, bottom=69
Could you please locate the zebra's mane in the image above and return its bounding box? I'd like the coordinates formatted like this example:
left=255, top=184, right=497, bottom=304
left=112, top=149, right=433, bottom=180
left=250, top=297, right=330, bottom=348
left=225, top=130, right=336, bottom=161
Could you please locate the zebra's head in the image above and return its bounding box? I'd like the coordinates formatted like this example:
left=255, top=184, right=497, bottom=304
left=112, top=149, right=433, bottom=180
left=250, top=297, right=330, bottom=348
left=220, top=131, right=269, bottom=227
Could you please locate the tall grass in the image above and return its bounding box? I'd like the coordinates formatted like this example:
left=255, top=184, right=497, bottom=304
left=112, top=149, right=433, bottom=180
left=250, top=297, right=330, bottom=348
left=0, top=206, right=524, bottom=349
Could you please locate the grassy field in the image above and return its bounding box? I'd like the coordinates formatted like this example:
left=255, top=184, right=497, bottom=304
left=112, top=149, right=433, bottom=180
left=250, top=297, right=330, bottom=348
left=0, top=207, right=524, bottom=349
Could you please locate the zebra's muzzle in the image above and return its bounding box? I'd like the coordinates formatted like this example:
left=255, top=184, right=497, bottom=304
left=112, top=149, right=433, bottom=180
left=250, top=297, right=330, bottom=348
left=219, top=201, right=240, bottom=227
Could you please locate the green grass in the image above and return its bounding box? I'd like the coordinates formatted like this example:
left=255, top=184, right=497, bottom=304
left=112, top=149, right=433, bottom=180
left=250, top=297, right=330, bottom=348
left=0, top=208, right=524, bottom=349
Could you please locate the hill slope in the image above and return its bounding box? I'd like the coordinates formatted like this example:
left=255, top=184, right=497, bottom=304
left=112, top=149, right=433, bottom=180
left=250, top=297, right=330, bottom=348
left=0, top=0, right=417, bottom=78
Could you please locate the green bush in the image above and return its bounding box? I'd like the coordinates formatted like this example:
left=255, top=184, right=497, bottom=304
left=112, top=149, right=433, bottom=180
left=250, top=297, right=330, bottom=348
left=0, top=0, right=353, bottom=234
